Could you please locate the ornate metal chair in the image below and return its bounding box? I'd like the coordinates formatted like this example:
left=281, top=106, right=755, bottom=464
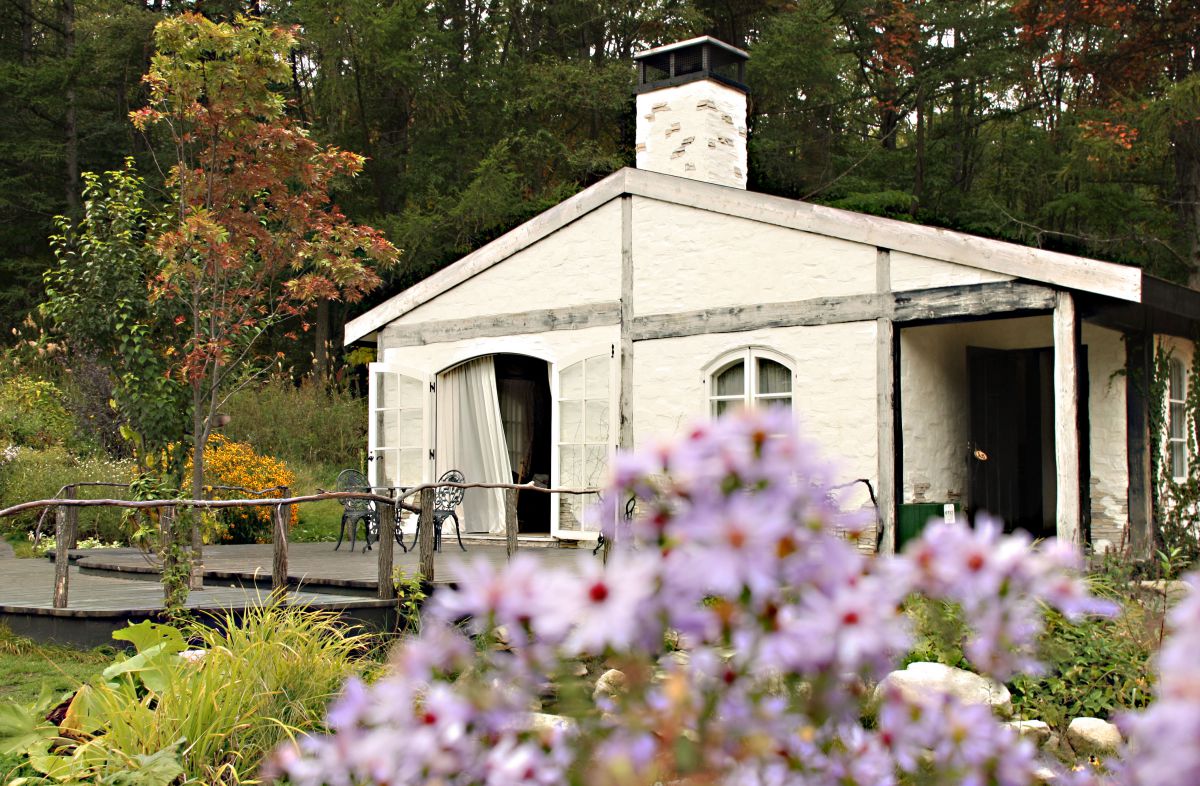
left=335, top=468, right=375, bottom=552
left=413, top=469, right=467, bottom=552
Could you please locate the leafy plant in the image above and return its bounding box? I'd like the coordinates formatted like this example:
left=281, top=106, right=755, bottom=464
left=0, top=375, right=75, bottom=450
left=0, top=606, right=370, bottom=784
left=184, top=434, right=297, bottom=544
left=392, top=568, right=427, bottom=632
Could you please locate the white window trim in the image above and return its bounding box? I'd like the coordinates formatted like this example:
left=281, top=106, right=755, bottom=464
left=703, top=347, right=796, bottom=416
left=550, top=347, right=616, bottom=541
left=1167, top=356, right=1188, bottom=483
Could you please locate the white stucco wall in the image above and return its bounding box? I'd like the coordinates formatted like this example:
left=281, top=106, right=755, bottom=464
left=889, top=251, right=1013, bottom=291
left=632, top=321, right=880, bottom=516
left=631, top=197, right=878, bottom=316
left=392, top=200, right=622, bottom=324
left=899, top=317, right=1127, bottom=545
left=635, top=80, right=748, bottom=189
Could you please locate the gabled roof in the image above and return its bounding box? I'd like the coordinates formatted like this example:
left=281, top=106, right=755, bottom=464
left=346, top=167, right=1162, bottom=345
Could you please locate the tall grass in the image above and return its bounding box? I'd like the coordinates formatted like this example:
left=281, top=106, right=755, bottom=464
left=223, top=376, right=365, bottom=469
left=73, top=603, right=371, bottom=783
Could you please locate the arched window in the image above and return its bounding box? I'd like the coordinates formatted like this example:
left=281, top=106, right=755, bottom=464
left=1168, top=357, right=1188, bottom=481
left=706, top=348, right=793, bottom=417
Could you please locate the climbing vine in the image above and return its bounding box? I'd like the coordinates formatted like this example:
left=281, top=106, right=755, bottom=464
left=1149, top=340, right=1200, bottom=573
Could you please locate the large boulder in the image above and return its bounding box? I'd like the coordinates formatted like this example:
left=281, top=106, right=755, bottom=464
left=593, top=668, right=628, bottom=703
left=1066, top=717, right=1122, bottom=757
left=870, top=662, right=1012, bottom=717
left=1005, top=719, right=1052, bottom=746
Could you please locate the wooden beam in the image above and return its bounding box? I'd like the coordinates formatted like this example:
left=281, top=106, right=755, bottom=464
left=892, top=281, right=1057, bottom=323
left=1054, top=291, right=1083, bottom=547
left=418, top=488, right=435, bottom=583
left=1125, top=331, right=1154, bottom=559
left=52, top=486, right=75, bottom=609
left=628, top=282, right=1057, bottom=342
left=505, top=488, right=518, bottom=560
left=345, top=170, right=629, bottom=343
left=383, top=302, right=622, bottom=347
left=631, top=293, right=882, bottom=341
left=619, top=195, right=635, bottom=451
left=876, top=249, right=897, bottom=554
left=272, top=502, right=289, bottom=594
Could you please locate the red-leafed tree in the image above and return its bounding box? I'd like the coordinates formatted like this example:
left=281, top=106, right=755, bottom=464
left=1016, top=0, right=1200, bottom=283
left=132, top=13, right=399, bottom=587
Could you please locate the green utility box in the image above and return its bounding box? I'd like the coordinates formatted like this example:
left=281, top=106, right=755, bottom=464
left=897, top=502, right=961, bottom=549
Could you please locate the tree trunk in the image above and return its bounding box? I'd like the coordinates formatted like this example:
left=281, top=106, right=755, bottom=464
left=190, top=389, right=206, bottom=590
left=313, top=298, right=330, bottom=379
left=913, top=83, right=926, bottom=213
left=61, top=0, right=78, bottom=215
left=19, top=0, right=33, bottom=66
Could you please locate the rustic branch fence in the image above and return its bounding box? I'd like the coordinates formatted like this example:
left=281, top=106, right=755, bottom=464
left=0, top=481, right=601, bottom=609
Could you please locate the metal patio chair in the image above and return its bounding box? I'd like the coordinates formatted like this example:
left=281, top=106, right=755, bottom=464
left=335, top=468, right=376, bottom=552
left=412, top=469, right=467, bottom=552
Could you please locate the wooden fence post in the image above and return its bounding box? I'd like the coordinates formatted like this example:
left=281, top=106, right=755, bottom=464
left=377, top=497, right=396, bottom=600
left=272, top=498, right=289, bottom=595
left=52, top=486, right=75, bottom=608
left=418, top=487, right=435, bottom=584
left=505, top=488, right=518, bottom=560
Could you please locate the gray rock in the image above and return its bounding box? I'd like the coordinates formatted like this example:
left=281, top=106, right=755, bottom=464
left=1005, top=719, right=1052, bottom=746
left=568, top=661, right=588, bottom=678
left=870, top=662, right=1012, bottom=717
left=523, top=712, right=576, bottom=732
left=1066, top=717, right=1122, bottom=757
left=593, top=668, right=627, bottom=702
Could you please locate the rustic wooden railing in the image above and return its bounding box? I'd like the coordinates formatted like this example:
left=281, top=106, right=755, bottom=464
left=0, top=481, right=601, bottom=609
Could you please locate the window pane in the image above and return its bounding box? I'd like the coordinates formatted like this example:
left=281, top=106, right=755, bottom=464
left=398, top=375, right=422, bottom=403
left=560, top=401, right=584, bottom=444
left=1171, top=402, right=1186, bottom=440
left=560, top=444, right=581, bottom=486
left=399, top=407, right=423, bottom=448
left=585, top=356, right=610, bottom=399
left=585, top=400, right=609, bottom=442
left=377, top=449, right=400, bottom=487
left=713, top=398, right=744, bottom=418
left=761, top=395, right=792, bottom=411
left=583, top=445, right=608, bottom=487
left=715, top=362, right=745, bottom=397
left=757, top=358, right=791, bottom=395
left=561, top=362, right=584, bottom=400
left=376, top=372, right=398, bottom=409
left=1170, top=359, right=1186, bottom=401
left=399, top=448, right=423, bottom=486
left=559, top=495, right=583, bottom=531
left=1171, top=441, right=1187, bottom=480
left=376, top=410, right=399, bottom=448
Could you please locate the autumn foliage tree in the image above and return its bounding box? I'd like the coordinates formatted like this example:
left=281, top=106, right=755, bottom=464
left=131, top=13, right=398, bottom=587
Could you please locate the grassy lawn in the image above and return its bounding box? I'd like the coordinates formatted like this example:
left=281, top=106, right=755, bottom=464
left=0, top=625, right=110, bottom=706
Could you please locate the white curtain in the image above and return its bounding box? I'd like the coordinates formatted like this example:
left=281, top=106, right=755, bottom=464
left=436, top=357, right=513, bottom=534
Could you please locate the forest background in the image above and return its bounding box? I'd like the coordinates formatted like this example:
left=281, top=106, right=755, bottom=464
left=2, top=0, right=1199, bottom=368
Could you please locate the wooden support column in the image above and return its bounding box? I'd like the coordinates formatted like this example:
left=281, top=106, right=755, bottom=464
left=377, top=497, right=396, bottom=600
left=1125, top=332, right=1154, bottom=559
left=876, top=249, right=897, bottom=554
left=619, top=194, right=634, bottom=452
left=52, top=486, right=75, bottom=608
left=1054, top=291, right=1083, bottom=547
left=418, top=487, right=435, bottom=584
left=505, top=488, right=518, bottom=559
left=272, top=501, right=289, bottom=594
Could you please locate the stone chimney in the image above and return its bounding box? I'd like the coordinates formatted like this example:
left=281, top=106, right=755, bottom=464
left=634, top=36, right=749, bottom=189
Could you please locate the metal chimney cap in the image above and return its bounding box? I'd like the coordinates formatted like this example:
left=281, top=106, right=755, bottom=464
left=633, top=35, right=749, bottom=61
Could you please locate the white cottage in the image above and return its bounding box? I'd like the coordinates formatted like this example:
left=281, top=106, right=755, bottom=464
left=346, top=37, right=1200, bottom=556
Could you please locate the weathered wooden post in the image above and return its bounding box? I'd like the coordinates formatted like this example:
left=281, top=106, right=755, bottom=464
left=418, top=487, right=435, bottom=584
left=52, top=486, right=76, bottom=608
left=272, top=496, right=289, bottom=595
left=377, top=495, right=396, bottom=600
left=504, top=488, right=518, bottom=560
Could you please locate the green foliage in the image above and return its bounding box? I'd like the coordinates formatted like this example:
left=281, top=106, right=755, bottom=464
left=0, top=375, right=75, bottom=450
left=0, top=447, right=133, bottom=538
left=1009, top=606, right=1154, bottom=725
left=903, top=595, right=969, bottom=669
left=0, top=605, right=370, bottom=784
left=392, top=568, right=427, bottom=632
left=222, top=376, right=366, bottom=468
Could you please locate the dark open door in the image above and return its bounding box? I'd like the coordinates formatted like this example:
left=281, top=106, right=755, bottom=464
left=967, top=347, right=1051, bottom=537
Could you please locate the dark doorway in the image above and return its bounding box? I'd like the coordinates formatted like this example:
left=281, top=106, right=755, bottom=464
left=494, top=354, right=552, bottom=533
left=966, top=346, right=1089, bottom=540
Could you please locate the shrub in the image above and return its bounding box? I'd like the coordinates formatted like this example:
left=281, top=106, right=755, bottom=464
left=185, top=434, right=298, bottom=543
left=223, top=375, right=365, bottom=468
left=0, top=446, right=133, bottom=540
left=0, top=375, right=75, bottom=449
